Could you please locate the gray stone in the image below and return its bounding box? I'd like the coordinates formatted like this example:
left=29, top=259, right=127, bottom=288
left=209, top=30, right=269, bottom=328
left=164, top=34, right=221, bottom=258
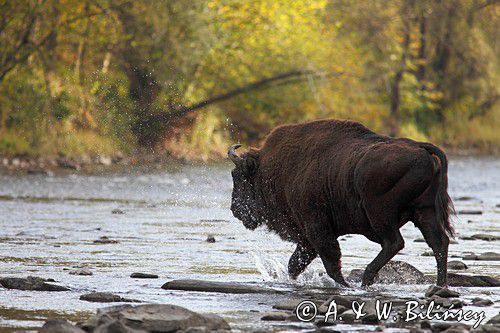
left=448, top=261, right=468, bottom=270
left=425, top=285, right=460, bottom=298
left=79, top=292, right=141, bottom=303
left=362, top=313, right=379, bottom=324
left=347, top=261, right=429, bottom=284
left=470, top=234, right=500, bottom=241
left=478, top=252, right=500, bottom=261
left=206, top=236, right=216, bottom=243
left=39, top=320, right=86, bottom=333
left=69, top=269, right=93, bottom=276
left=273, top=299, right=304, bottom=311
left=161, top=279, right=279, bottom=294
left=93, top=236, right=119, bottom=244
left=112, top=209, right=125, bottom=214
left=471, top=298, right=493, bottom=306
left=261, top=312, right=288, bottom=321
left=448, top=273, right=500, bottom=287
left=0, top=276, right=69, bottom=291
left=458, top=210, right=482, bottom=215
left=339, top=310, right=356, bottom=323
left=130, top=272, right=158, bottom=279
left=488, top=314, right=500, bottom=325
left=88, top=304, right=230, bottom=332
left=442, top=325, right=470, bottom=333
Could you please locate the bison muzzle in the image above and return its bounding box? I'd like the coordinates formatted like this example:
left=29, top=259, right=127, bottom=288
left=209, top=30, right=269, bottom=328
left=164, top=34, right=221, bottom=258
left=229, top=120, right=454, bottom=287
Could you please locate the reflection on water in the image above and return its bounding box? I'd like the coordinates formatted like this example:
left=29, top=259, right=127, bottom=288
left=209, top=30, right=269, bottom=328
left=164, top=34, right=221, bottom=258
left=0, top=157, right=499, bottom=330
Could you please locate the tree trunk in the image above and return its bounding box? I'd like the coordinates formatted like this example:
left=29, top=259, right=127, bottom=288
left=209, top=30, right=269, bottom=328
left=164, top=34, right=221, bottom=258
left=388, top=22, right=411, bottom=137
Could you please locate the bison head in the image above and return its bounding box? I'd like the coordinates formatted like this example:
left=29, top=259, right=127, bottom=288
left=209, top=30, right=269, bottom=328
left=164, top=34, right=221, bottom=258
left=228, top=144, right=261, bottom=230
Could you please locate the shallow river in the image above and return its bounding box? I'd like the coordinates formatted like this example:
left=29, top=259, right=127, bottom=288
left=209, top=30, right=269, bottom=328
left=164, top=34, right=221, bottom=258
left=0, top=157, right=499, bottom=332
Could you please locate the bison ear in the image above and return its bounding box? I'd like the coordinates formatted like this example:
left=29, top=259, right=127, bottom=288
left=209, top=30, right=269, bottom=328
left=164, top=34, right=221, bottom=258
left=243, top=156, right=258, bottom=176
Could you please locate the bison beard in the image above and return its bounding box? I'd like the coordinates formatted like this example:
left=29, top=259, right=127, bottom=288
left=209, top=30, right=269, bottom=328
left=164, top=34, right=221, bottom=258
left=229, top=120, right=454, bottom=287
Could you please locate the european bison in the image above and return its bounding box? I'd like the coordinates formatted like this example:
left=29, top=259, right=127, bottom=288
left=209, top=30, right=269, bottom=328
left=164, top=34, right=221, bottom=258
left=229, top=120, right=454, bottom=287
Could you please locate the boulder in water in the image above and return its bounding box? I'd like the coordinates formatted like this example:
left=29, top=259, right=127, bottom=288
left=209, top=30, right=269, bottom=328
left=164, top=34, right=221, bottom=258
left=448, top=260, right=468, bottom=270
left=39, top=320, right=85, bottom=333
left=79, top=304, right=230, bottom=332
left=130, top=272, right=158, bottom=279
left=79, top=292, right=141, bottom=303
left=69, top=269, right=93, bottom=276
left=162, top=279, right=279, bottom=294
left=447, top=273, right=500, bottom=287
left=347, top=260, right=429, bottom=284
left=425, top=285, right=460, bottom=298
left=0, top=276, right=69, bottom=291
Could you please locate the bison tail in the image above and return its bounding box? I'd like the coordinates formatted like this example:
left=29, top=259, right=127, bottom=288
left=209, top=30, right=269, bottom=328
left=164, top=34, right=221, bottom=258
left=420, top=143, right=456, bottom=238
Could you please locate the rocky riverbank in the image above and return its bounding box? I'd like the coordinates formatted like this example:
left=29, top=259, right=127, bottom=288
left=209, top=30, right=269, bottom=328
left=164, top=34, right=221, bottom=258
left=1, top=261, right=499, bottom=332
left=0, top=151, right=192, bottom=175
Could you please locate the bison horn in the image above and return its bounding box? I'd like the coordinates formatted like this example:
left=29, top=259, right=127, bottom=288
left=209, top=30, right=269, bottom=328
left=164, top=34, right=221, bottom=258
left=228, top=144, right=243, bottom=165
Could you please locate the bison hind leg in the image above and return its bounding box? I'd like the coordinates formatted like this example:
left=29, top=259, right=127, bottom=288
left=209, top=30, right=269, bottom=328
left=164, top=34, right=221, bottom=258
left=414, top=207, right=449, bottom=287
left=288, top=244, right=317, bottom=279
left=361, top=229, right=404, bottom=286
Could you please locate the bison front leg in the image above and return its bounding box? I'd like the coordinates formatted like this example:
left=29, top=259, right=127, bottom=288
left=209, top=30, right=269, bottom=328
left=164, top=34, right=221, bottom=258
left=288, top=244, right=317, bottom=279
left=317, top=239, right=349, bottom=287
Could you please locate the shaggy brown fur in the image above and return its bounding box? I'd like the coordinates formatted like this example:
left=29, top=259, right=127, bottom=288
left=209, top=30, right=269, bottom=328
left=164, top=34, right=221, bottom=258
left=229, top=119, right=454, bottom=287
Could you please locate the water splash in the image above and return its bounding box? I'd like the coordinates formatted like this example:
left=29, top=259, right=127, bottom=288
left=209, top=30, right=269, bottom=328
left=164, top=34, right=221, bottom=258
left=251, top=251, right=339, bottom=288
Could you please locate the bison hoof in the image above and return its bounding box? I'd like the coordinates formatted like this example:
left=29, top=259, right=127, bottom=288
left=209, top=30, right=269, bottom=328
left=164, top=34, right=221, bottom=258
left=361, top=274, right=375, bottom=287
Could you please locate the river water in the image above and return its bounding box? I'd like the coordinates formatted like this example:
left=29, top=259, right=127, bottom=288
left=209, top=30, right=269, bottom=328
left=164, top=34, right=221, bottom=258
left=0, top=157, right=499, bottom=331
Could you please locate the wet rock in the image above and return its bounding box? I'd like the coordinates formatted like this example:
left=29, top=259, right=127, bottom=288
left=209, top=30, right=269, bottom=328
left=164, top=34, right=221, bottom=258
left=414, top=238, right=426, bottom=242
left=273, top=299, right=304, bottom=311
left=488, top=314, right=500, bottom=325
left=93, top=236, right=119, bottom=244
left=0, top=276, right=69, bottom=291
left=91, top=320, right=133, bottom=333
left=448, top=261, right=468, bottom=270
left=339, top=310, right=356, bottom=323
left=471, top=297, right=493, bottom=306
left=421, top=321, right=432, bottom=329
left=162, top=279, right=280, bottom=294
left=455, top=196, right=474, bottom=201
left=478, top=325, right=500, bottom=333
left=318, top=301, right=349, bottom=315
left=429, top=296, right=463, bottom=308
left=448, top=273, right=500, bottom=287
left=261, top=312, right=288, bottom=321
left=69, top=268, right=93, bottom=276
left=111, top=209, right=125, bottom=214
left=463, top=252, right=500, bottom=261
left=362, top=313, right=379, bottom=324
left=322, top=295, right=357, bottom=309
left=425, top=285, right=460, bottom=298
left=40, top=320, right=86, bottom=333
left=79, top=292, right=141, bottom=303
left=315, top=328, right=342, bottom=333
left=206, top=235, right=216, bottom=243
left=442, top=325, right=470, bottom=333
left=470, top=234, right=500, bottom=241
left=130, top=272, right=158, bottom=279
left=347, top=261, right=429, bottom=284
left=422, top=250, right=434, bottom=256
left=478, top=252, right=500, bottom=261
left=84, top=304, right=230, bottom=332
left=314, top=316, right=335, bottom=327
left=457, top=209, right=482, bottom=215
